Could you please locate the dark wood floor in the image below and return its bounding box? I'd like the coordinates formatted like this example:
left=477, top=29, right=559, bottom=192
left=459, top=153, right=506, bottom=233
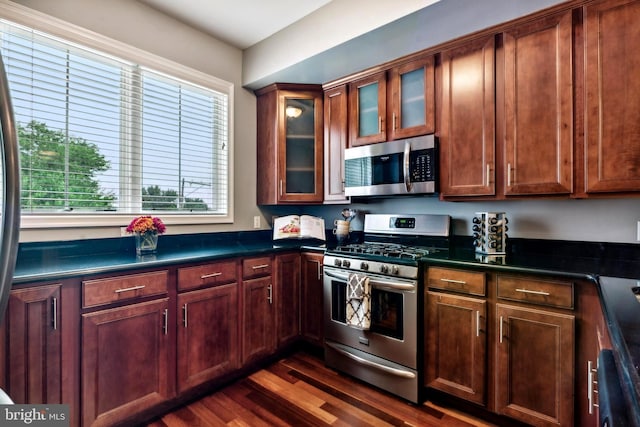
left=146, top=352, right=497, bottom=427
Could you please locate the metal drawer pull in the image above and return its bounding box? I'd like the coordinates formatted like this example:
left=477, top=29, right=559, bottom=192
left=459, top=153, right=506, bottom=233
left=252, top=264, right=269, bottom=270
left=200, top=272, right=222, bottom=279
left=515, top=288, right=550, bottom=296
left=114, top=285, right=146, bottom=294
left=52, top=297, right=57, bottom=330
left=440, top=278, right=466, bottom=285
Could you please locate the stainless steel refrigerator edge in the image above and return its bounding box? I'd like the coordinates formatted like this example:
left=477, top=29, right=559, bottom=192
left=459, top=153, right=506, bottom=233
left=0, top=53, right=22, bottom=404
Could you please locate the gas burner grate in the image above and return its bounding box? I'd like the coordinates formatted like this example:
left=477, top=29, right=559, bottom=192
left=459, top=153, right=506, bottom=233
left=334, top=242, right=439, bottom=260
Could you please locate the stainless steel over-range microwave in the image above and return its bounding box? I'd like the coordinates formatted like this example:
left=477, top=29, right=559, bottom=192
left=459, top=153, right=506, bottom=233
left=344, top=134, right=437, bottom=197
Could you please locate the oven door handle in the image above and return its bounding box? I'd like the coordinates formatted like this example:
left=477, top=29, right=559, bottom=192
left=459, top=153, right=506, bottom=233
left=324, top=270, right=415, bottom=291
left=326, top=342, right=416, bottom=379
left=403, top=140, right=411, bottom=192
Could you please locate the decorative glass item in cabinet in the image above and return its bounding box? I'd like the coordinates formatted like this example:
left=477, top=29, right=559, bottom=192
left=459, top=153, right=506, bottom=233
left=358, top=82, right=379, bottom=137
left=400, top=68, right=425, bottom=129
left=285, top=97, right=315, bottom=194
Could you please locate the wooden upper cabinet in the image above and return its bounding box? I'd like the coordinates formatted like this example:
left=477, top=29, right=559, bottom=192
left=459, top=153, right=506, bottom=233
left=348, top=71, right=387, bottom=146
left=256, top=83, right=323, bottom=204
left=584, top=0, right=640, bottom=193
left=323, top=84, right=349, bottom=203
left=439, top=36, right=496, bottom=197
left=388, top=54, right=435, bottom=141
left=502, top=11, right=573, bottom=196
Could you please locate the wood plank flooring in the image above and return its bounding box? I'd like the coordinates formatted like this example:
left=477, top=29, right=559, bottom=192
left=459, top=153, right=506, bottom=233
left=146, top=352, right=498, bottom=427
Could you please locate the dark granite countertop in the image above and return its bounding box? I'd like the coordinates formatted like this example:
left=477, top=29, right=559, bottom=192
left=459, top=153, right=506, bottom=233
left=10, top=231, right=640, bottom=422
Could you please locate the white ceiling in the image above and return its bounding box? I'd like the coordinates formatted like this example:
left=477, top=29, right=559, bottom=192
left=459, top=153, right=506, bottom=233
left=138, top=0, right=334, bottom=49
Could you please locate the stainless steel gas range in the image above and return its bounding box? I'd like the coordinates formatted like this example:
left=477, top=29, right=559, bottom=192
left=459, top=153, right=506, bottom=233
left=323, top=213, right=450, bottom=403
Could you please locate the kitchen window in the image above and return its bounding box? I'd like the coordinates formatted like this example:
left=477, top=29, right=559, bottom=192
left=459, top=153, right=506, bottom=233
left=0, top=16, right=233, bottom=228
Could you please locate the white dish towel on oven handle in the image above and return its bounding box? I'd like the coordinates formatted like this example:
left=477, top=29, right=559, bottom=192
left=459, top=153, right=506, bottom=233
left=346, top=273, right=371, bottom=330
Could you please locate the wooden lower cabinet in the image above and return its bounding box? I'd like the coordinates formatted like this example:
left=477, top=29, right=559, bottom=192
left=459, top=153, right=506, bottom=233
left=300, top=252, right=324, bottom=346
left=275, top=253, right=300, bottom=347
left=81, top=298, right=171, bottom=427
left=241, top=275, right=275, bottom=364
left=425, top=291, right=486, bottom=405
left=6, top=284, right=62, bottom=404
left=177, top=283, right=239, bottom=392
left=495, top=303, right=575, bottom=427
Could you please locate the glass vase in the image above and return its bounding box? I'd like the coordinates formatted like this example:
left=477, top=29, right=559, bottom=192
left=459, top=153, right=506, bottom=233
left=135, top=231, right=158, bottom=255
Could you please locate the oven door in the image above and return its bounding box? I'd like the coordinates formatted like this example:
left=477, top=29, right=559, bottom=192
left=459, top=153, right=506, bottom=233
left=323, top=265, right=417, bottom=369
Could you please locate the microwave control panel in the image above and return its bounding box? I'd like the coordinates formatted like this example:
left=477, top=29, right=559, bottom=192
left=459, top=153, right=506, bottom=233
left=410, top=149, right=435, bottom=182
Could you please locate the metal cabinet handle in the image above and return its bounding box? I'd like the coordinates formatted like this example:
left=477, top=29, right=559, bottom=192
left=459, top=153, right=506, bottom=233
left=162, top=308, right=168, bottom=335
left=279, top=180, right=283, bottom=196
left=378, top=116, right=383, bottom=133
left=499, top=316, right=504, bottom=343
left=252, top=264, right=269, bottom=270
left=267, top=284, right=273, bottom=304
left=507, top=163, right=513, bottom=186
left=515, top=288, right=550, bottom=296
left=114, top=285, right=145, bottom=294
left=486, top=163, right=491, bottom=187
left=440, top=278, right=466, bottom=285
left=182, top=303, right=188, bottom=328
left=52, top=297, right=57, bottom=330
left=476, top=311, right=480, bottom=337
left=314, top=260, right=322, bottom=281
left=200, top=272, right=222, bottom=279
left=393, top=112, right=397, bottom=130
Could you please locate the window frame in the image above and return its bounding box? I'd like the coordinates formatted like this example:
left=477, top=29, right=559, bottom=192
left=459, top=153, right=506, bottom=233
left=0, top=2, right=235, bottom=229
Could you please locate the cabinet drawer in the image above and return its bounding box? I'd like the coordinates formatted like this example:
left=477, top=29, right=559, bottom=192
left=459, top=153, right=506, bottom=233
left=178, top=260, right=237, bottom=291
left=427, top=267, right=486, bottom=296
left=496, top=275, right=573, bottom=309
left=242, top=256, right=272, bottom=279
left=83, top=270, right=168, bottom=308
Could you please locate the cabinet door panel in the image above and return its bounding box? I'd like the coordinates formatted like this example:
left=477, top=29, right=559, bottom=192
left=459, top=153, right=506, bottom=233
left=324, top=85, right=349, bottom=202
left=82, top=298, right=170, bottom=427
left=389, top=55, right=435, bottom=140
left=426, top=291, right=486, bottom=405
left=7, top=284, right=61, bottom=404
left=242, top=276, right=275, bottom=364
left=301, top=253, right=324, bottom=346
left=503, top=12, right=573, bottom=195
left=585, top=0, right=640, bottom=192
left=495, top=303, right=574, bottom=426
left=177, top=284, right=239, bottom=392
left=349, top=72, right=387, bottom=146
left=440, top=36, right=496, bottom=196
left=276, top=253, right=300, bottom=346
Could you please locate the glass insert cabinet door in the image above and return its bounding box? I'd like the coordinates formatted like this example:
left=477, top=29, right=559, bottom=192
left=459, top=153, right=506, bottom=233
left=278, top=92, right=323, bottom=202
left=349, top=71, right=387, bottom=146
left=388, top=55, right=435, bottom=141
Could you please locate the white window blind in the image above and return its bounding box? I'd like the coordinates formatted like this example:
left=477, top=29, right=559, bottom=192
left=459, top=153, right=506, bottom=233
left=0, top=19, right=230, bottom=217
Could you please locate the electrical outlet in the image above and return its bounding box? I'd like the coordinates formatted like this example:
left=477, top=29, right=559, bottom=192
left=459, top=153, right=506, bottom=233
left=253, top=216, right=261, bottom=229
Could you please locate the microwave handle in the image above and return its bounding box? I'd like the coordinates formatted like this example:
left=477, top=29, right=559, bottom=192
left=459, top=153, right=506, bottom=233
left=403, top=140, right=411, bottom=192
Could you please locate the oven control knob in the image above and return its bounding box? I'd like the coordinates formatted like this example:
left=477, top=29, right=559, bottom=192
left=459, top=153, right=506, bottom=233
left=391, top=265, right=399, bottom=275
left=379, top=264, right=389, bottom=274
left=334, top=258, right=342, bottom=267
left=343, top=259, right=351, bottom=268
left=360, top=262, right=369, bottom=271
